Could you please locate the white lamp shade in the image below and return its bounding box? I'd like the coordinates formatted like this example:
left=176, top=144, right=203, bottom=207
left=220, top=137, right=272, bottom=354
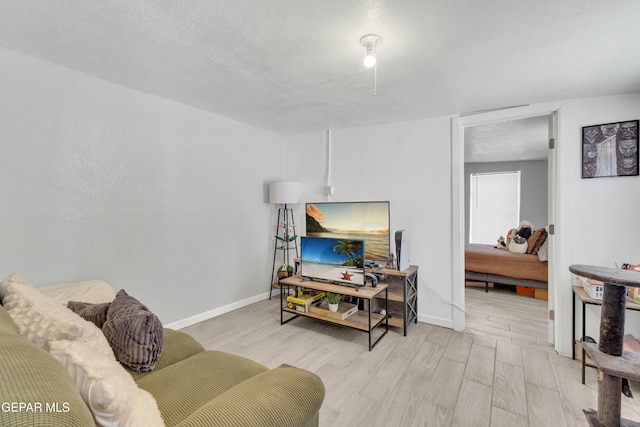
left=269, top=181, right=301, bottom=204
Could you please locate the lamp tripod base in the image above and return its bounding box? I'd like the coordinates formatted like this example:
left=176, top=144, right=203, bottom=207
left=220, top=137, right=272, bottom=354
left=269, top=205, right=298, bottom=300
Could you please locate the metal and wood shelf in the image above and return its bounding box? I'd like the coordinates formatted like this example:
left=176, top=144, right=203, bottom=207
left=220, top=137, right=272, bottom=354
left=571, top=284, right=640, bottom=384
left=268, top=207, right=298, bottom=300
left=370, top=265, right=418, bottom=336
left=279, top=275, right=389, bottom=351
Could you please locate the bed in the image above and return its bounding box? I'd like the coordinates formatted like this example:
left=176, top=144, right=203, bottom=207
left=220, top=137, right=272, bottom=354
left=465, top=243, right=548, bottom=292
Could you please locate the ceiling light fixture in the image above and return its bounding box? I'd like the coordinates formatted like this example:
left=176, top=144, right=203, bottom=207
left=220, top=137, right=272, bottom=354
left=360, top=34, right=381, bottom=68
left=360, top=34, right=382, bottom=95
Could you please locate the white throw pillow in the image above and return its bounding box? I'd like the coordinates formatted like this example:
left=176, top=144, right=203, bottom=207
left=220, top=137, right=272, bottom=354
left=49, top=340, right=164, bottom=427
left=0, top=273, right=114, bottom=357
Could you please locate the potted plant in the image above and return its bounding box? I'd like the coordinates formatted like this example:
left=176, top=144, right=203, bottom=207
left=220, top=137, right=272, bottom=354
left=325, top=292, right=342, bottom=312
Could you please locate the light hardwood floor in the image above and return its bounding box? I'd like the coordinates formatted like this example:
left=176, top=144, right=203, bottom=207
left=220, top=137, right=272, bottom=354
left=182, top=287, right=640, bottom=427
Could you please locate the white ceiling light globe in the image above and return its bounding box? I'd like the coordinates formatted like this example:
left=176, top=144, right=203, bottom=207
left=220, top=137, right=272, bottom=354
left=364, top=54, right=376, bottom=68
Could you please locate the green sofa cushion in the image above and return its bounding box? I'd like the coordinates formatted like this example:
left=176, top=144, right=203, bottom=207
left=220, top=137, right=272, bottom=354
left=0, top=334, right=95, bottom=426
left=174, top=364, right=325, bottom=427
left=136, top=350, right=268, bottom=427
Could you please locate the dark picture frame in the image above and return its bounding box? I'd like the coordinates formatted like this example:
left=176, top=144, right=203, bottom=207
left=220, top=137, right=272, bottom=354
left=582, top=120, right=639, bottom=178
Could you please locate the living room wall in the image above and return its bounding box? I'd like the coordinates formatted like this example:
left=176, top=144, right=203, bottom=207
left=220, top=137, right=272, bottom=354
left=283, top=92, right=640, bottom=354
left=0, top=47, right=282, bottom=325
left=2, top=46, right=638, bottom=352
left=464, top=160, right=548, bottom=244
left=282, top=117, right=457, bottom=328
left=555, top=92, right=640, bottom=355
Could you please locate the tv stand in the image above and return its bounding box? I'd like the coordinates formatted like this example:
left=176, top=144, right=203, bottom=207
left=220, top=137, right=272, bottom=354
left=370, top=265, right=418, bottom=336
left=300, top=275, right=364, bottom=291
left=279, top=275, right=389, bottom=351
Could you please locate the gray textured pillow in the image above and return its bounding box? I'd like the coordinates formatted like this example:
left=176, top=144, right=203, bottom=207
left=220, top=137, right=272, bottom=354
left=67, top=301, right=111, bottom=329
left=102, top=290, right=163, bottom=372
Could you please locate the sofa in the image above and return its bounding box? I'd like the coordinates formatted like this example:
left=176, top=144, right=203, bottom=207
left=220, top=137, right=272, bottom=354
left=0, top=275, right=325, bottom=427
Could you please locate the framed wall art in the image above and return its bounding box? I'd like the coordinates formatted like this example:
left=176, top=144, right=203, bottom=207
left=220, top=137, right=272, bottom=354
left=582, top=120, right=638, bottom=178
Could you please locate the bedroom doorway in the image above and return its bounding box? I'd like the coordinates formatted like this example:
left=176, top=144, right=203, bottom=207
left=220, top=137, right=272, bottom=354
left=452, top=104, right=559, bottom=347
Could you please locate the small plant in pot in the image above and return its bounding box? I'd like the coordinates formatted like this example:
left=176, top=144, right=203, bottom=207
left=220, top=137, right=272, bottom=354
left=325, top=292, right=342, bottom=312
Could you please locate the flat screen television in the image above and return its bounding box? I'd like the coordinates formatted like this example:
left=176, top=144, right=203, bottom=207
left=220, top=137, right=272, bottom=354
left=300, top=236, right=365, bottom=287
left=305, top=201, right=390, bottom=263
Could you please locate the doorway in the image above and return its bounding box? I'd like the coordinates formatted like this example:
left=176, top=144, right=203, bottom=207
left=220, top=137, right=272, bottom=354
left=452, top=104, right=560, bottom=347
left=464, top=117, right=550, bottom=342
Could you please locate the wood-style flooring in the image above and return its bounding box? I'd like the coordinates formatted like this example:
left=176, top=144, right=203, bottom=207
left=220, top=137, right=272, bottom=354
left=181, top=287, right=640, bottom=426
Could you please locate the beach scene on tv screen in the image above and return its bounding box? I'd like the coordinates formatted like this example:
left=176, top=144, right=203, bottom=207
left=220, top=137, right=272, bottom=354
left=306, top=202, right=390, bottom=262
left=301, top=237, right=365, bottom=286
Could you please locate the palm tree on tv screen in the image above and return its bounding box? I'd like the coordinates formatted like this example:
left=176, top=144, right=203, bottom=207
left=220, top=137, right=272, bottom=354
left=333, top=240, right=363, bottom=267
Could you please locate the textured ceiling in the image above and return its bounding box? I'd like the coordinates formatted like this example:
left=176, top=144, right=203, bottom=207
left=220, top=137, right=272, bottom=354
left=465, top=116, right=550, bottom=163
left=0, top=1, right=639, bottom=135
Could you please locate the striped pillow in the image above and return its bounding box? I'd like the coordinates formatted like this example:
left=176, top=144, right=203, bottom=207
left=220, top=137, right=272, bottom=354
left=67, top=301, right=111, bottom=328
left=102, top=290, right=163, bottom=372
left=528, top=229, right=548, bottom=255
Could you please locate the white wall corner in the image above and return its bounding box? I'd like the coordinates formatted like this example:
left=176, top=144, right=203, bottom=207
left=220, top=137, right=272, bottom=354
left=164, top=292, right=271, bottom=330
left=418, top=313, right=454, bottom=330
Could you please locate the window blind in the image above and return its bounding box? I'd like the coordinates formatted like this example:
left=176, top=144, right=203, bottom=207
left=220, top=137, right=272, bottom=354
left=469, top=171, right=521, bottom=244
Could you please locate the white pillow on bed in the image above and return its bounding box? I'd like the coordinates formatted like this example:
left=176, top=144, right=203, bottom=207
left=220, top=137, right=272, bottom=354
left=508, top=237, right=528, bottom=254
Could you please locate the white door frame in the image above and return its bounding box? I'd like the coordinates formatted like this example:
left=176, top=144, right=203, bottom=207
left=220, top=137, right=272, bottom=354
left=451, top=102, right=563, bottom=343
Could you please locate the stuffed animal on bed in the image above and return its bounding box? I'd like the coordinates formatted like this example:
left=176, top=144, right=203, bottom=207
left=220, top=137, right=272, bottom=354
left=515, top=220, right=534, bottom=240
left=504, top=221, right=534, bottom=252
left=508, top=235, right=528, bottom=253
left=496, top=236, right=507, bottom=249
left=505, top=228, right=516, bottom=247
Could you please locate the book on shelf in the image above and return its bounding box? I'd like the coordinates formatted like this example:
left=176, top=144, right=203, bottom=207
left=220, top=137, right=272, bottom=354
left=286, top=292, right=325, bottom=312
left=287, top=292, right=325, bottom=306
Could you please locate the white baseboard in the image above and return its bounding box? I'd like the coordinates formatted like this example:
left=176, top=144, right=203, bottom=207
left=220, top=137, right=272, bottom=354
left=418, top=312, right=454, bottom=330
left=166, top=294, right=454, bottom=332
left=164, top=291, right=272, bottom=330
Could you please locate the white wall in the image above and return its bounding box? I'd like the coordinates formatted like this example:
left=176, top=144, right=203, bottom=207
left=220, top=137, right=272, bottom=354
left=555, top=93, right=640, bottom=355
left=283, top=117, right=457, bottom=328
left=0, top=47, right=283, bottom=325
left=2, top=46, right=638, bottom=352
left=284, top=93, right=640, bottom=353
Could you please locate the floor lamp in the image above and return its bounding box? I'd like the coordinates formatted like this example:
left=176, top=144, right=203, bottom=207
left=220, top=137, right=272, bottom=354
left=269, top=181, right=301, bottom=300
